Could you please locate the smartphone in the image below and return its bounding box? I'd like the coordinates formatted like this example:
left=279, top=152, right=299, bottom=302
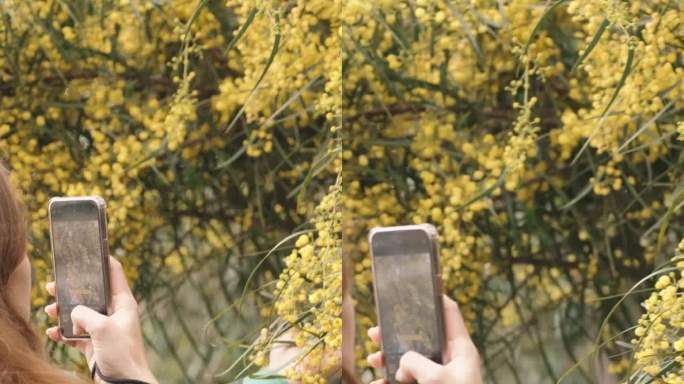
left=48, top=196, right=111, bottom=340
left=369, top=224, right=446, bottom=384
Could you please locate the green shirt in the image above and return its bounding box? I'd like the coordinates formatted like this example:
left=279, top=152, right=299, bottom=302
left=241, top=370, right=288, bottom=384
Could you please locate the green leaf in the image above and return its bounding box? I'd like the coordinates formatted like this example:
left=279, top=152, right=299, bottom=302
left=216, top=145, right=246, bottom=169
left=560, top=183, right=593, bottom=210
left=523, top=0, right=569, bottom=54
left=654, top=183, right=684, bottom=258
left=288, top=144, right=341, bottom=202
left=445, top=2, right=483, bottom=65
left=223, top=7, right=258, bottom=54
left=458, top=170, right=506, bottom=210
left=600, top=43, right=634, bottom=119
left=558, top=261, right=681, bottom=383
left=571, top=18, right=609, bottom=73
left=256, top=75, right=323, bottom=134
left=618, top=97, right=676, bottom=153
left=223, top=12, right=281, bottom=135
left=570, top=40, right=635, bottom=166
left=183, top=0, right=210, bottom=42
left=238, top=230, right=313, bottom=313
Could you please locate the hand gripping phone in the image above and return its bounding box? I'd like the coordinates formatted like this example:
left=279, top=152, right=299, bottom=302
left=48, top=196, right=111, bottom=340
left=369, top=224, right=446, bottom=384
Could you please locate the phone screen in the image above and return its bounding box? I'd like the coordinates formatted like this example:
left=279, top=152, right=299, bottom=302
left=374, top=251, right=439, bottom=354
left=50, top=200, right=107, bottom=338
left=371, top=228, right=442, bottom=382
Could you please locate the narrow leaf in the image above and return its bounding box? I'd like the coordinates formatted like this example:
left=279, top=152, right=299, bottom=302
left=223, top=7, right=258, bottom=54
left=523, top=0, right=569, bottom=53
left=600, top=43, right=634, bottom=119
left=571, top=19, right=609, bottom=73
left=223, top=13, right=281, bottom=134
left=561, top=183, right=593, bottom=210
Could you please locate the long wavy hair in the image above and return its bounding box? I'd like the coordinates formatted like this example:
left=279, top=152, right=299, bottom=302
left=0, top=165, right=84, bottom=383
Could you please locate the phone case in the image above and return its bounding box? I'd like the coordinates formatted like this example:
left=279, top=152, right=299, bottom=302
left=369, top=224, right=446, bottom=384
left=48, top=196, right=111, bottom=340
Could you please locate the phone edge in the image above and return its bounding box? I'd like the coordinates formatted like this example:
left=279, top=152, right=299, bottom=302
left=368, top=223, right=446, bottom=384
left=48, top=196, right=110, bottom=341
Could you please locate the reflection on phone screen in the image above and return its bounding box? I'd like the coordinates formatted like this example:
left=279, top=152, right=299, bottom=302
left=51, top=202, right=106, bottom=336
left=375, top=251, right=439, bottom=357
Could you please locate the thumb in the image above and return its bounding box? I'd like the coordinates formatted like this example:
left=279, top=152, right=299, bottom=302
left=396, top=351, right=446, bottom=383
left=71, top=305, right=108, bottom=337
left=108, top=256, right=137, bottom=310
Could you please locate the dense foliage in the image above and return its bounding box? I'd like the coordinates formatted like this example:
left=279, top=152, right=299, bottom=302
left=0, top=0, right=340, bottom=382
left=342, top=0, right=684, bottom=382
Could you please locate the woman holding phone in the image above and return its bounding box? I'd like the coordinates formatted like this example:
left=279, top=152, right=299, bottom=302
left=1, top=163, right=320, bottom=384
left=366, top=295, right=483, bottom=384
left=0, top=165, right=158, bottom=383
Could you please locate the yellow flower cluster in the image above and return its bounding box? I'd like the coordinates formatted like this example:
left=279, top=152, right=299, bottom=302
left=213, top=0, right=341, bottom=159
left=502, top=96, right=540, bottom=190
left=0, top=0, right=207, bottom=305
left=558, top=0, right=684, bottom=159
left=629, top=239, right=684, bottom=383
left=262, top=172, right=342, bottom=383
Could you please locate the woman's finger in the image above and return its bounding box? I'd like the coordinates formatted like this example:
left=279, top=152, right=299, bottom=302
left=70, top=305, right=108, bottom=337
left=44, top=302, right=58, bottom=319
left=47, top=327, right=87, bottom=351
left=367, top=351, right=385, bottom=369
left=45, top=281, right=55, bottom=296
left=46, top=326, right=61, bottom=342
left=368, top=326, right=381, bottom=345
left=370, top=380, right=388, bottom=384
left=443, top=295, right=470, bottom=343
left=442, top=295, right=479, bottom=361
left=396, top=351, right=445, bottom=383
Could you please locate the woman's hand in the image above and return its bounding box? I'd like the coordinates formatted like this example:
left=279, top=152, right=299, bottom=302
left=45, top=256, right=158, bottom=384
left=366, top=295, right=482, bottom=384
left=265, top=328, right=341, bottom=383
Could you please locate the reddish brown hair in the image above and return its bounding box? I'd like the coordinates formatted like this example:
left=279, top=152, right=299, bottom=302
left=0, top=165, right=84, bottom=383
